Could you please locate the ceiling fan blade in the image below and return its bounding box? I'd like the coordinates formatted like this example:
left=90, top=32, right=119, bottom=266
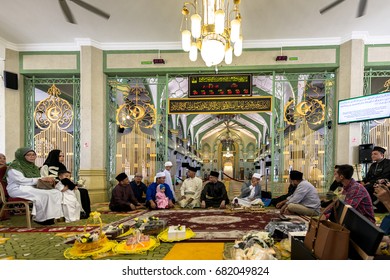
left=319, top=0, right=345, bottom=14
left=357, top=0, right=367, bottom=17
left=59, top=0, right=76, bottom=24
left=70, top=0, right=110, bottom=20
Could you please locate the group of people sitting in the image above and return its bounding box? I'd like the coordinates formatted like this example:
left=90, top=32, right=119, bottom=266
left=0, top=148, right=91, bottom=225
left=109, top=146, right=390, bottom=237
left=109, top=166, right=230, bottom=211
left=3, top=144, right=390, bottom=238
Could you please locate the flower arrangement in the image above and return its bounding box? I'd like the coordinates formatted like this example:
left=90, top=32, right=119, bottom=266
left=133, top=216, right=166, bottom=235
left=104, top=223, right=130, bottom=239
left=134, top=216, right=159, bottom=229
left=175, top=224, right=183, bottom=231
left=76, top=232, right=100, bottom=244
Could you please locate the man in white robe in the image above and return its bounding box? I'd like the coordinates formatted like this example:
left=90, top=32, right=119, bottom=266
left=233, top=173, right=263, bottom=207
left=163, top=161, right=176, bottom=200
left=179, top=166, right=203, bottom=208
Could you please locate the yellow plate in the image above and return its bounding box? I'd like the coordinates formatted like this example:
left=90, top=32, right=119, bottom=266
left=113, top=236, right=160, bottom=254
left=64, top=239, right=117, bottom=259
left=157, top=228, right=196, bottom=242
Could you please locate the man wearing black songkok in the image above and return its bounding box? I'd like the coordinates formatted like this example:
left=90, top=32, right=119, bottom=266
left=109, top=172, right=142, bottom=212
left=201, top=171, right=229, bottom=209
left=363, top=146, right=390, bottom=212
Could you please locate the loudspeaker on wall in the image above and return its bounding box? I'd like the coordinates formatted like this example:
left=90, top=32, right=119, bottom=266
left=359, top=143, right=373, bottom=164
left=3, top=71, right=18, bottom=90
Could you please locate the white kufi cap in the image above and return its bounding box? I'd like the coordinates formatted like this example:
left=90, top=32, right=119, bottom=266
left=252, top=173, right=261, bottom=179
left=156, top=172, right=166, bottom=178
left=164, top=161, right=173, bottom=167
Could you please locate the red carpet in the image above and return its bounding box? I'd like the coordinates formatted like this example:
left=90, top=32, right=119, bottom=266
left=0, top=225, right=99, bottom=233
left=0, top=210, right=149, bottom=233
left=138, top=209, right=282, bottom=242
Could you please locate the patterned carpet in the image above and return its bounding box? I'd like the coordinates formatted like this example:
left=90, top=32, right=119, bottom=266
left=133, top=209, right=282, bottom=242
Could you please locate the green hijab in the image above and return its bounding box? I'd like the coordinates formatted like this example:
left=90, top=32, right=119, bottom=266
left=8, top=147, right=41, bottom=178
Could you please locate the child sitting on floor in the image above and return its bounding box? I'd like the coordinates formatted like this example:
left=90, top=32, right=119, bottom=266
left=155, top=184, right=169, bottom=209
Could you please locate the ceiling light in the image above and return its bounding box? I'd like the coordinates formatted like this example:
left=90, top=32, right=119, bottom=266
left=180, top=0, right=243, bottom=67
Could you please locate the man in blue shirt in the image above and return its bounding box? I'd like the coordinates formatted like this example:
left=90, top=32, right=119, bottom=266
left=146, top=172, right=175, bottom=209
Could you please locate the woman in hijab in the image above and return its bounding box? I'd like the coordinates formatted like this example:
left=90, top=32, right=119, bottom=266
left=6, top=147, right=63, bottom=225
left=42, top=149, right=67, bottom=177
left=43, top=149, right=91, bottom=217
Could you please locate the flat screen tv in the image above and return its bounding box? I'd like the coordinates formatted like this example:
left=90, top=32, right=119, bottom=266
left=338, top=91, right=390, bottom=124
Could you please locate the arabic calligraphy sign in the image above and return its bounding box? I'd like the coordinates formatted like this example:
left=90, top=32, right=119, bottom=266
left=168, top=96, right=272, bottom=114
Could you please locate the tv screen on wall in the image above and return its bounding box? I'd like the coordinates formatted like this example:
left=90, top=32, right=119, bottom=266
left=338, top=91, right=390, bottom=124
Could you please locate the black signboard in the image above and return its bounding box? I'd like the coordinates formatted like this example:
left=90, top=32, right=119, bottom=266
left=188, top=74, right=252, bottom=98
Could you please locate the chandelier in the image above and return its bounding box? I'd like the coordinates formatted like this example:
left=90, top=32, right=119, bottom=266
left=223, top=146, right=234, bottom=158
left=221, top=138, right=234, bottom=157
left=180, top=0, right=243, bottom=67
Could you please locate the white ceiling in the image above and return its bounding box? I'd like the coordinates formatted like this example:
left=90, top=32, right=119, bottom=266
left=1, top=0, right=390, bottom=51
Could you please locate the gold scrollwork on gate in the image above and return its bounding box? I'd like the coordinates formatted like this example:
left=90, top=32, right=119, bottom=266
left=284, top=99, right=325, bottom=125
left=34, top=84, right=73, bottom=130
left=114, top=86, right=157, bottom=129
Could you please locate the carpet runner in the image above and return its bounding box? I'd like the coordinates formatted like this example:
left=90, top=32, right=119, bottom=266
left=128, top=209, right=283, bottom=242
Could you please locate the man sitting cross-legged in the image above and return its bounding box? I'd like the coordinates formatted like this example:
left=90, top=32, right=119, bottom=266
left=146, top=172, right=175, bottom=210
left=279, top=170, right=321, bottom=216
left=201, top=171, right=229, bottom=209
left=179, top=166, right=203, bottom=208
left=233, top=173, right=263, bottom=207
left=109, top=172, right=144, bottom=212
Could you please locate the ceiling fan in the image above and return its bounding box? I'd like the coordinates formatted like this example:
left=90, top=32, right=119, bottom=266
left=320, top=0, right=367, bottom=18
left=58, top=0, right=110, bottom=24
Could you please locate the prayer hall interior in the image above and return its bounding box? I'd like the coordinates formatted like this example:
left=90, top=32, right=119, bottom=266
left=0, top=0, right=389, bottom=260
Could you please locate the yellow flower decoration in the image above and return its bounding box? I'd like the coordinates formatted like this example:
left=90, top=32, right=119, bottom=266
left=84, top=233, right=91, bottom=238
left=81, top=238, right=87, bottom=243
left=90, top=211, right=101, bottom=219
left=134, top=218, right=139, bottom=222
left=118, top=224, right=123, bottom=229
left=143, top=219, right=148, bottom=223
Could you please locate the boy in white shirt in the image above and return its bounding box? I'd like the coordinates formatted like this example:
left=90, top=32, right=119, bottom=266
left=56, top=171, right=82, bottom=222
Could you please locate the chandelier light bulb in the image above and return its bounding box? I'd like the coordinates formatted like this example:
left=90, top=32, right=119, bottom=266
left=191, top=14, right=202, bottom=38
left=189, top=42, right=198, bottom=61
left=181, top=30, right=192, bottom=52
left=214, top=9, right=225, bottom=34
left=225, top=46, right=233, bottom=64
left=234, top=36, right=243, bottom=57
left=230, top=18, right=241, bottom=43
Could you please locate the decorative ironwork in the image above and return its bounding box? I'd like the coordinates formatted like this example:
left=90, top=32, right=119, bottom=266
left=107, top=77, right=164, bottom=186
left=114, top=86, right=157, bottom=129
left=362, top=70, right=390, bottom=176
left=283, top=98, right=325, bottom=125
left=168, top=96, right=271, bottom=114
left=273, top=72, right=335, bottom=195
left=34, top=84, right=73, bottom=130
left=25, top=78, right=80, bottom=179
